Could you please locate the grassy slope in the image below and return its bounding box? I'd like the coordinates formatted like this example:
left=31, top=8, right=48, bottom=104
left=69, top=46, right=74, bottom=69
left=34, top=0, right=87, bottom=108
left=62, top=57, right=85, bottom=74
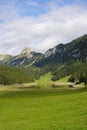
left=0, top=88, right=87, bottom=130
left=54, top=76, right=85, bottom=88
left=35, top=74, right=84, bottom=89
left=35, top=73, right=52, bottom=88
left=55, top=76, right=70, bottom=83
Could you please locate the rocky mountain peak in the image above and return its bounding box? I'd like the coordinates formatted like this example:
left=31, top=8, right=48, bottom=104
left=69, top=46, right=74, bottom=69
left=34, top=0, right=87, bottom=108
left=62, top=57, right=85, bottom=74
left=5, top=47, right=43, bottom=66
left=21, top=47, right=34, bottom=55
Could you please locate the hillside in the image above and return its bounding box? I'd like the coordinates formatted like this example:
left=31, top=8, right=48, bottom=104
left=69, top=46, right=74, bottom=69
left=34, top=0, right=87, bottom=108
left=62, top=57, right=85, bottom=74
left=0, top=65, right=34, bottom=85
left=0, top=54, right=12, bottom=64
left=34, top=34, right=87, bottom=67
left=33, top=34, right=87, bottom=85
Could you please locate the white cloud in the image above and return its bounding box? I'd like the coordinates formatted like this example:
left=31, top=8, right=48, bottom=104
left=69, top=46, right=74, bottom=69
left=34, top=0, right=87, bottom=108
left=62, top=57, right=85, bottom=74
left=0, top=2, right=87, bottom=55
left=0, top=1, right=19, bottom=22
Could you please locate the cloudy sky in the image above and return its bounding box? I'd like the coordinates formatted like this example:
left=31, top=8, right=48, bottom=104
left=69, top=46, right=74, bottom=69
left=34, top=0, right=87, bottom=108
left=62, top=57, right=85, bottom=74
left=0, top=0, right=87, bottom=55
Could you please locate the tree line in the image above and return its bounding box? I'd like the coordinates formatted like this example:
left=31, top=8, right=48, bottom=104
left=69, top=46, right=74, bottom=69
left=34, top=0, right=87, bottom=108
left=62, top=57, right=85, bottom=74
left=0, top=65, right=34, bottom=85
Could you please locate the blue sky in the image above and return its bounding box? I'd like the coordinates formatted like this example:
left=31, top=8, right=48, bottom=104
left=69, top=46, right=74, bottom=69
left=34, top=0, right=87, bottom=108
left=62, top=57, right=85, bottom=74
left=0, top=0, right=87, bottom=55
left=0, top=0, right=87, bottom=22
left=0, top=0, right=87, bottom=18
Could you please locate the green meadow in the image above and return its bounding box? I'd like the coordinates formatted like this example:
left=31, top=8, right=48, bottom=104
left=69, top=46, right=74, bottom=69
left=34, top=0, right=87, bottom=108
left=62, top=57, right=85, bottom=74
left=0, top=86, right=87, bottom=130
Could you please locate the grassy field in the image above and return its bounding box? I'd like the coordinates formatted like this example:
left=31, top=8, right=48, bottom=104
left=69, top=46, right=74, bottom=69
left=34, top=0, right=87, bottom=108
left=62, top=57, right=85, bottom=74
left=0, top=87, right=87, bottom=130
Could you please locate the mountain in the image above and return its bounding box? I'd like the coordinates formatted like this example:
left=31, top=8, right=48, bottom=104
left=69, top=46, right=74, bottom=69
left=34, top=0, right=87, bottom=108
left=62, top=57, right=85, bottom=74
left=0, top=34, right=87, bottom=84
left=6, top=47, right=43, bottom=66
left=0, top=54, right=12, bottom=64
left=34, top=34, right=87, bottom=67
left=33, top=34, right=87, bottom=82
left=0, top=34, right=87, bottom=69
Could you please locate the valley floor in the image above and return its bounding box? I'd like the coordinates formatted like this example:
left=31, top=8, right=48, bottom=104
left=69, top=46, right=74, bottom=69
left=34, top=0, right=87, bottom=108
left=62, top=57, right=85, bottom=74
left=0, top=86, right=87, bottom=130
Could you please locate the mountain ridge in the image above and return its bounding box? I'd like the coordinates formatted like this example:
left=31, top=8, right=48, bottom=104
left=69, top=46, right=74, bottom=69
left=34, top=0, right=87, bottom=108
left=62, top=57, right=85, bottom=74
left=6, top=47, right=43, bottom=66
left=0, top=34, right=87, bottom=67
left=34, top=34, right=87, bottom=67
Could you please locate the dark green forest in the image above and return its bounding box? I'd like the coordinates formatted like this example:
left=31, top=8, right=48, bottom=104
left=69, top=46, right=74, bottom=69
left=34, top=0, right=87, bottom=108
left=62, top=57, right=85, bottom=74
left=0, top=65, right=34, bottom=85
left=51, top=61, right=87, bottom=86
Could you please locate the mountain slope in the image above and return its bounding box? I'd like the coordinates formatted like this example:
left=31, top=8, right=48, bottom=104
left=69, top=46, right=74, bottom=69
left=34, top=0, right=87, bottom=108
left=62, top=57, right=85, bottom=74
left=6, top=47, right=43, bottom=66
left=0, top=54, right=12, bottom=64
left=34, top=34, right=87, bottom=67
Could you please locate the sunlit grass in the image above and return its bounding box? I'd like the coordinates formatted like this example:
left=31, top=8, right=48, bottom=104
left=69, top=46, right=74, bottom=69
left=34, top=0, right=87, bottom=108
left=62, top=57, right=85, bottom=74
left=35, top=73, right=52, bottom=88
left=55, top=76, right=70, bottom=83
left=0, top=87, right=87, bottom=130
